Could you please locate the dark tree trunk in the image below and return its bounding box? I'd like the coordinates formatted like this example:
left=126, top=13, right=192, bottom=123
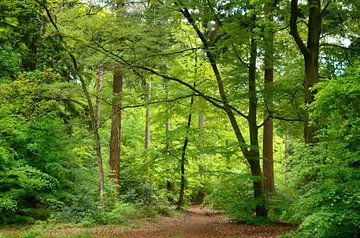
left=177, top=96, right=194, bottom=209
left=290, top=0, right=321, bottom=144
left=248, top=33, right=267, bottom=218
left=263, top=1, right=275, bottom=193
left=110, top=67, right=123, bottom=194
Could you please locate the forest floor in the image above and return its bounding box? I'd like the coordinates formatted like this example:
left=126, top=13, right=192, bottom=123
left=0, top=206, right=295, bottom=238
left=45, top=206, right=295, bottom=238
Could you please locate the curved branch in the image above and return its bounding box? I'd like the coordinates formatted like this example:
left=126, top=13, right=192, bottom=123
left=290, top=0, right=309, bottom=57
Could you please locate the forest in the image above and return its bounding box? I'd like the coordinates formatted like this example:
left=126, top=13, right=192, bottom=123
left=0, top=0, right=359, bottom=237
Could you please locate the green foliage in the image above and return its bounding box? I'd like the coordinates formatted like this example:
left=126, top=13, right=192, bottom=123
left=98, top=202, right=138, bottom=225
left=0, top=69, right=97, bottom=224
left=282, top=66, right=360, bottom=237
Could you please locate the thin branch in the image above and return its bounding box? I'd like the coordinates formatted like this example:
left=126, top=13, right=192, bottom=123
left=120, top=94, right=195, bottom=110
left=233, top=46, right=249, bottom=68
left=205, top=0, right=222, bottom=27
left=320, top=42, right=349, bottom=49
left=41, top=96, right=87, bottom=108
left=271, top=115, right=303, bottom=122
left=321, top=0, right=332, bottom=17
left=257, top=115, right=271, bottom=129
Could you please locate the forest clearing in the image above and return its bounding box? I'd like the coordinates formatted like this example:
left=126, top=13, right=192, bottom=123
left=0, top=0, right=359, bottom=237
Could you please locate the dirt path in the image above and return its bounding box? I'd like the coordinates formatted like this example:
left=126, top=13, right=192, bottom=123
left=84, top=206, right=294, bottom=238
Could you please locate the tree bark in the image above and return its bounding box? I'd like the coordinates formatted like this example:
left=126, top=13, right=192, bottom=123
left=110, top=67, right=123, bottom=194
left=284, top=127, right=290, bottom=179
left=95, top=66, right=105, bottom=201
left=143, top=81, right=151, bottom=181
left=263, top=1, right=275, bottom=193
left=96, top=66, right=104, bottom=131
left=290, top=0, right=321, bottom=144
left=248, top=31, right=267, bottom=217
left=198, top=112, right=206, bottom=203
left=164, top=79, right=174, bottom=193
left=145, top=82, right=151, bottom=152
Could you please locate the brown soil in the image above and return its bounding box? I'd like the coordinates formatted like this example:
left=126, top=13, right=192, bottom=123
left=55, top=206, right=294, bottom=238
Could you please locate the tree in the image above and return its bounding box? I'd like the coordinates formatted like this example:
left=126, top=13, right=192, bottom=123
left=290, top=0, right=322, bottom=144
left=35, top=0, right=106, bottom=202
left=262, top=0, right=277, bottom=193
left=177, top=95, right=194, bottom=209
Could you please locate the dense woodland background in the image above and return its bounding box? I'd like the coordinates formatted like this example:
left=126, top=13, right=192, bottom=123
left=0, top=0, right=359, bottom=237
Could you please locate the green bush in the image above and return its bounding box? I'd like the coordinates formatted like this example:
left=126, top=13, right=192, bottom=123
left=281, top=67, right=360, bottom=237
left=98, top=202, right=138, bottom=225
left=203, top=171, right=269, bottom=224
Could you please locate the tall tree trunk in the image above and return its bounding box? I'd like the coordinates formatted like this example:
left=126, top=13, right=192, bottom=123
left=198, top=112, right=206, bottom=203
left=178, top=96, right=194, bottom=209
left=96, top=66, right=104, bottom=131
left=95, top=66, right=105, bottom=201
left=263, top=1, right=275, bottom=193
left=290, top=0, right=321, bottom=144
left=145, top=81, right=151, bottom=157
left=284, top=127, right=290, bottom=179
left=248, top=31, right=267, bottom=218
left=110, top=67, right=123, bottom=195
left=164, top=79, right=174, bottom=193
left=143, top=81, right=151, bottom=181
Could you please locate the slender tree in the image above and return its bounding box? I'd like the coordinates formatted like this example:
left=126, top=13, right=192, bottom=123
left=145, top=81, right=151, bottom=163
left=178, top=95, right=194, bottom=209
left=95, top=65, right=105, bottom=199
left=198, top=112, right=206, bottom=202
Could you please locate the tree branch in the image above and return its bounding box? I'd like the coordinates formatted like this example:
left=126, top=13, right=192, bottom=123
left=290, top=0, right=309, bottom=57
left=41, top=96, right=88, bottom=109
left=180, top=7, right=250, bottom=156
left=321, top=0, right=332, bottom=17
